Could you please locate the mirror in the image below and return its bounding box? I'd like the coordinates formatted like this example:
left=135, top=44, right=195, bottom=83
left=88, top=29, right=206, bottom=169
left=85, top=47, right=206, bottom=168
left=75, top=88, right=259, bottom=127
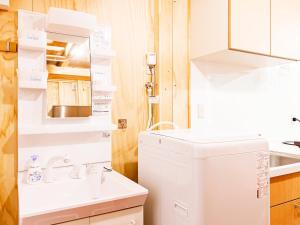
left=46, top=32, right=92, bottom=118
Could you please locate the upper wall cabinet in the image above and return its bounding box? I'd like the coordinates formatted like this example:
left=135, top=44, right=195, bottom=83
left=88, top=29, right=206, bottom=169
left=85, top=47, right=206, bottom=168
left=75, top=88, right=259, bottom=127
left=190, top=0, right=228, bottom=59
left=271, top=0, right=300, bottom=60
left=230, top=0, right=270, bottom=55
left=190, top=0, right=270, bottom=59
left=190, top=0, right=293, bottom=72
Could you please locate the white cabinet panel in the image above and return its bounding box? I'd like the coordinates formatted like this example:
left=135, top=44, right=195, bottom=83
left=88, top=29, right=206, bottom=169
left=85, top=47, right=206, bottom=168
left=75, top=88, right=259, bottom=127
left=230, top=0, right=270, bottom=54
left=271, top=0, right=300, bottom=60
left=56, top=218, right=89, bottom=225
left=90, top=207, right=143, bottom=225
left=190, top=0, right=228, bottom=58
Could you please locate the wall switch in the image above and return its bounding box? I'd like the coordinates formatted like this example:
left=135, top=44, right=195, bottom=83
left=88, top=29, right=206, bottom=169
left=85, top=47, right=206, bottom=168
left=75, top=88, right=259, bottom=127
left=146, top=52, right=156, bottom=66
left=197, top=104, right=205, bottom=119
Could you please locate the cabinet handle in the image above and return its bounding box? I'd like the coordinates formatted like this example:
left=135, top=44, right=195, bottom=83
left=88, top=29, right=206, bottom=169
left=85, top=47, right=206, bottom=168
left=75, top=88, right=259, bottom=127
left=128, top=219, right=136, bottom=225
left=174, top=201, right=188, bottom=216
left=295, top=204, right=300, bottom=209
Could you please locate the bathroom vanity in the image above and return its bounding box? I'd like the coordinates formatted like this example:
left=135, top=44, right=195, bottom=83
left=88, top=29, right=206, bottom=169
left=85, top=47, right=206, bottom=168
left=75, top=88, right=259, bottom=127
left=20, top=171, right=147, bottom=225
left=17, top=8, right=147, bottom=225
left=62, top=207, right=143, bottom=225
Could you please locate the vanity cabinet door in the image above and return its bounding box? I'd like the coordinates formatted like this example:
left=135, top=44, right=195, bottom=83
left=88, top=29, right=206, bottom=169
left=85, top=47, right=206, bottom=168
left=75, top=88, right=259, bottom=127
left=90, top=206, right=143, bottom=225
left=270, top=172, right=300, bottom=206
left=271, top=199, right=300, bottom=225
left=56, top=218, right=89, bottom=225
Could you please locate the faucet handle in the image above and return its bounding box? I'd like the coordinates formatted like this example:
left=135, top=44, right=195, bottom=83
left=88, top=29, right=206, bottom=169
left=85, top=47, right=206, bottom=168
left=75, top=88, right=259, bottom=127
left=44, top=154, right=72, bottom=183
left=103, top=166, right=112, bottom=172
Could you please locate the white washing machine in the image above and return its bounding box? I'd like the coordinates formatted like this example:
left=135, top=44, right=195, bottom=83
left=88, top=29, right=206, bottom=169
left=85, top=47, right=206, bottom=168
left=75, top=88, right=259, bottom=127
left=138, top=129, right=269, bottom=225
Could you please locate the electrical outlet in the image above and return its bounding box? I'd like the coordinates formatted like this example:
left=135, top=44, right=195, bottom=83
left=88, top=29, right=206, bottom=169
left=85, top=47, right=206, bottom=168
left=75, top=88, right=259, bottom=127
left=118, top=119, right=127, bottom=129
left=146, top=52, right=156, bottom=66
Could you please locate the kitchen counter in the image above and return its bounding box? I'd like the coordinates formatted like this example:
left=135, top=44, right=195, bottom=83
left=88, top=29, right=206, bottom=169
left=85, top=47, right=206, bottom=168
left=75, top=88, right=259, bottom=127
left=269, top=141, right=300, bottom=178
left=19, top=171, right=148, bottom=225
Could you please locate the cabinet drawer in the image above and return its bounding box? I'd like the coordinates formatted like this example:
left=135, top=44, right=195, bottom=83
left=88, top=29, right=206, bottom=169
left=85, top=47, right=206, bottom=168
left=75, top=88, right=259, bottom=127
left=90, top=206, right=143, bottom=225
left=271, top=172, right=300, bottom=206
left=56, top=218, right=89, bottom=225
left=271, top=199, right=300, bottom=225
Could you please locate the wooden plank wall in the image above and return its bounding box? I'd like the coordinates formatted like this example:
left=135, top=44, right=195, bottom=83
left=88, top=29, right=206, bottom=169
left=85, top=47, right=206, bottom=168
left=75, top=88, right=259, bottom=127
left=173, top=0, right=189, bottom=128
left=8, top=0, right=189, bottom=182
left=0, top=11, right=18, bottom=225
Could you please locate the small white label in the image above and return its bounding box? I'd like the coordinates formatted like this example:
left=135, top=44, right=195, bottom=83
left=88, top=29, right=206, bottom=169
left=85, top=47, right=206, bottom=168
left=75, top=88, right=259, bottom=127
left=91, top=26, right=112, bottom=50
left=149, top=96, right=160, bottom=104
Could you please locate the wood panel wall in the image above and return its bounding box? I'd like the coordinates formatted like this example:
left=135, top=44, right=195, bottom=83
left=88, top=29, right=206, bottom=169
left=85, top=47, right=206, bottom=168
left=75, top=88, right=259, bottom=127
left=0, top=10, right=18, bottom=225
left=8, top=0, right=189, bottom=182
left=173, top=0, right=189, bottom=127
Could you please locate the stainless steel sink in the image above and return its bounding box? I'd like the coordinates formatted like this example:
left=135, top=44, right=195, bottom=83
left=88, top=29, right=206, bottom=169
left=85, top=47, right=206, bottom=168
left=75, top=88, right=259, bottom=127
left=270, top=153, right=300, bottom=168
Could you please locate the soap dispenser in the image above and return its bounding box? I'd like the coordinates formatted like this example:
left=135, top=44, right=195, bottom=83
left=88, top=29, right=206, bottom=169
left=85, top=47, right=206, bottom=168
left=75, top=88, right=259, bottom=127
left=27, top=155, right=43, bottom=184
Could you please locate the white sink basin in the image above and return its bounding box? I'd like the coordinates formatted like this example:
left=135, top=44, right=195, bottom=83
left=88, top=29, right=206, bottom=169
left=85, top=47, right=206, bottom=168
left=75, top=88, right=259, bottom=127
left=19, top=171, right=148, bottom=220
left=270, top=152, right=300, bottom=177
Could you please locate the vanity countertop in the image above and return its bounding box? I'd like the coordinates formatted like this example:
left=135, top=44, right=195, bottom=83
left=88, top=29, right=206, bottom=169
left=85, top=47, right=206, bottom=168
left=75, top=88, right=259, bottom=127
left=269, top=141, right=300, bottom=178
left=19, top=170, right=148, bottom=225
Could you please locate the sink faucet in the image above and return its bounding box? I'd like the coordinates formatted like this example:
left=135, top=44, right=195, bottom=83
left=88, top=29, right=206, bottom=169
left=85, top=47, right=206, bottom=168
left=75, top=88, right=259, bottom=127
left=101, top=166, right=112, bottom=184
left=86, top=164, right=112, bottom=184
left=44, top=155, right=70, bottom=183
left=70, top=164, right=86, bottom=179
left=86, top=165, right=112, bottom=199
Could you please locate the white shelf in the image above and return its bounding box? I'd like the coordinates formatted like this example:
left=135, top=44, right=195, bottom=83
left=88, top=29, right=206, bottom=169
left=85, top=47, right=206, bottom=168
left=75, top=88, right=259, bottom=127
left=19, top=123, right=117, bottom=135
left=93, top=95, right=113, bottom=100
left=92, top=98, right=113, bottom=104
left=91, top=49, right=115, bottom=65
left=91, top=49, right=116, bottom=59
left=92, top=85, right=116, bottom=92
left=18, top=30, right=47, bottom=51
left=19, top=80, right=47, bottom=90
left=19, top=41, right=46, bottom=51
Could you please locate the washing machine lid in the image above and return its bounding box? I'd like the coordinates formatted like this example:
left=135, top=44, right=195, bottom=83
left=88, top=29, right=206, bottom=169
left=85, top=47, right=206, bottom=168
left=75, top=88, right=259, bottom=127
left=148, top=129, right=267, bottom=158
left=150, top=129, right=264, bottom=144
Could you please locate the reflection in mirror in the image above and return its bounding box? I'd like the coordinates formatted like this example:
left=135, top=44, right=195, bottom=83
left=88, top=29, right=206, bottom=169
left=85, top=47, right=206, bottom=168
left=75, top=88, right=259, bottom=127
left=46, top=32, right=92, bottom=118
